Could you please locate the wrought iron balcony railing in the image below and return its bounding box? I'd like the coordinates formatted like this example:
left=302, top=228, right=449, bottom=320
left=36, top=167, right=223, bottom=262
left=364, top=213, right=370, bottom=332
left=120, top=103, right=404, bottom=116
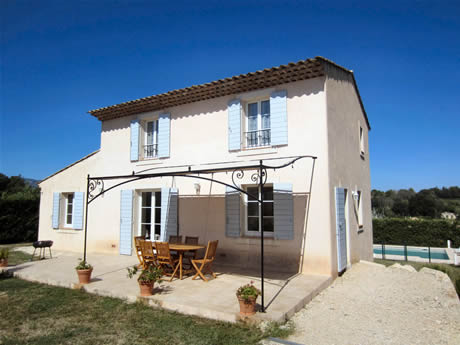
left=245, top=129, right=271, bottom=148
left=144, top=144, right=158, bottom=158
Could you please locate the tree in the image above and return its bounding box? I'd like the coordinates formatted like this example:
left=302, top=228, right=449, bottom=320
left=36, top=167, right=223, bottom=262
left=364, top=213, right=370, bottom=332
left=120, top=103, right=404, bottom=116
left=0, top=174, right=40, bottom=244
left=392, top=198, right=409, bottom=216
left=408, top=190, right=442, bottom=218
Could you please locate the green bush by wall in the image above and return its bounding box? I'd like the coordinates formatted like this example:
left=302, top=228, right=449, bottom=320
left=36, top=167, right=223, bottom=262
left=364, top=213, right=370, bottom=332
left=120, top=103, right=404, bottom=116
left=0, top=198, right=39, bottom=244
left=373, top=218, right=460, bottom=247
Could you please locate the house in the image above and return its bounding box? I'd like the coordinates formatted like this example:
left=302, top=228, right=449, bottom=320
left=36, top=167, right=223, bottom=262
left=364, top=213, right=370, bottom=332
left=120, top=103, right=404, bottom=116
left=37, top=56, right=372, bottom=277
left=441, top=212, right=457, bottom=220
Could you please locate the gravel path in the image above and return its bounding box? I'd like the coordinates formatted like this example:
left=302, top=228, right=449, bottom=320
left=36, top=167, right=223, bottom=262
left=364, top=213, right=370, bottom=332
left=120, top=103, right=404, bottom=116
left=278, top=261, right=460, bottom=345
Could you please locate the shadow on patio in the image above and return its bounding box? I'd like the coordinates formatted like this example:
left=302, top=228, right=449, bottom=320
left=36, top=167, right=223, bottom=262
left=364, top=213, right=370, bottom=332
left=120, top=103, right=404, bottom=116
left=10, top=248, right=332, bottom=323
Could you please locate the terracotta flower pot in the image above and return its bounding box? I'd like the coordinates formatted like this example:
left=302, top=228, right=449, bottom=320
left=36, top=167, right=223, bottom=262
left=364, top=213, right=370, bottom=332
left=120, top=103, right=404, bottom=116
left=0, top=259, right=8, bottom=268
left=238, top=296, right=257, bottom=316
left=76, top=268, right=93, bottom=284
left=139, top=281, right=154, bottom=296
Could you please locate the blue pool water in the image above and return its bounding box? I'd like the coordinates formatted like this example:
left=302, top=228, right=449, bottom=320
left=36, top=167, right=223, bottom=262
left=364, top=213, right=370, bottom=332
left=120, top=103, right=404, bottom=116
left=373, top=247, right=449, bottom=260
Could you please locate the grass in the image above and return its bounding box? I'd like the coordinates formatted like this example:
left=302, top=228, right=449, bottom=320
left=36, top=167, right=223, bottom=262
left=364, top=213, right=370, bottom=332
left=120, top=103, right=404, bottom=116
left=375, top=259, right=460, bottom=297
left=0, top=243, right=32, bottom=266
left=0, top=277, right=293, bottom=345
left=0, top=243, right=33, bottom=249
left=6, top=250, right=32, bottom=266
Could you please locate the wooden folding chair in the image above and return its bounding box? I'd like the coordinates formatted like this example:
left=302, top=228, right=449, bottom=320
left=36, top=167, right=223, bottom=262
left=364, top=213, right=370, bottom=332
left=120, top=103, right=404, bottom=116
left=185, top=236, right=199, bottom=245
left=155, top=242, right=180, bottom=281
left=183, top=236, right=199, bottom=268
left=139, top=240, right=157, bottom=269
left=168, top=235, right=182, bottom=244
left=168, top=235, right=182, bottom=258
left=191, top=240, right=218, bottom=282
left=134, top=236, right=146, bottom=268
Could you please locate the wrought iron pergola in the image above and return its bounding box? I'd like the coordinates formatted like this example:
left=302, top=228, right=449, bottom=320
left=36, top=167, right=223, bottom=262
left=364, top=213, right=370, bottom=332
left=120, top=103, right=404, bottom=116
left=83, top=155, right=316, bottom=312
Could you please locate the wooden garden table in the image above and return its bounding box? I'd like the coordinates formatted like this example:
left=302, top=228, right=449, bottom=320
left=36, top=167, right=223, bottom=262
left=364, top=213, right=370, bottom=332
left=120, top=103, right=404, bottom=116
left=155, top=243, right=205, bottom=280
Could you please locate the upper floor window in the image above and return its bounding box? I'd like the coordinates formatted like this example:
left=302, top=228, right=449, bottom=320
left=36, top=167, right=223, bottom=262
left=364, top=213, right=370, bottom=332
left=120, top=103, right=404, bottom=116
left=144, top=120, right=159, bottom=159
left=245, top=100, right=271, bottom=148
left=131, top=113, right=170, bottom=162
left=359, top=126, right=365, bottom=156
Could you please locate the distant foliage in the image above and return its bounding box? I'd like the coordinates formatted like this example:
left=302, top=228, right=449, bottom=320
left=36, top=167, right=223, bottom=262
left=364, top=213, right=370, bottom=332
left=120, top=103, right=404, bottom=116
left=373, top=218, right=460, bottom=247
left=372, top=186, right=460, bottom=218
left=0, top=173, right=40, bottom=244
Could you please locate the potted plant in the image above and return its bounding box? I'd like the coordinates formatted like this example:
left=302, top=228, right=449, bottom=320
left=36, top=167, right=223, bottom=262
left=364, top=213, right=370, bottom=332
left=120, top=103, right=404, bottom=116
left=127, top=265, right=163, bottom=296
left=75, top=260, right=93, bottom=284
left=0, top=248, right=9, bottom=268
left=236, top=281, right=261, bottom=316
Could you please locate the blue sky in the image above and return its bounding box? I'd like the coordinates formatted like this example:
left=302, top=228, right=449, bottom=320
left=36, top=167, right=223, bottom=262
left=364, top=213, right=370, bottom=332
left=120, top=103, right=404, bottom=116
left=1, top=0, right=459, bottom=191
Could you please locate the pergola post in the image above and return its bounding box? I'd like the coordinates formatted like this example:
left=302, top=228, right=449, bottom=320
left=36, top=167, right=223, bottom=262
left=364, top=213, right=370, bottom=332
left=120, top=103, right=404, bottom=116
left=83, top=174, right=90, bottom=263
left=259, top=159, right=265, bottom=312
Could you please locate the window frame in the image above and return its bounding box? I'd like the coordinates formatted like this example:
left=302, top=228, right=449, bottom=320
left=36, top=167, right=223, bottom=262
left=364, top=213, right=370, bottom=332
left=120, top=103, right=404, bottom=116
left=142, top=118, right=159, bottom=160
left=138, top=190, right=162, bottom=240
left=243, top=184, right=274, bottom=237
left=359, top=125, right=365, bottom=157
left=354, top=190, right=364, bottom=231
left=244, top=98, right=271, bottom=149
left=64, top=193, right=74, bottom=228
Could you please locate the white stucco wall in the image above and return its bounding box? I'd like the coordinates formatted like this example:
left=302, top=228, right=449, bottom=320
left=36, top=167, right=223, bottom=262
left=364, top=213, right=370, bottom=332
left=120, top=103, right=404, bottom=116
left=324, top=66, right=373, bottom=276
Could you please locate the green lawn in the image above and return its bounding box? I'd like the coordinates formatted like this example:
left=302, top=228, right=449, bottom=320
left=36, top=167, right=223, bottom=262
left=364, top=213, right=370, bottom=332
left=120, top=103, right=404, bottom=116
left=5, top=250, right=32, bottom=266
left=0, top=277, right=292, bottom=345
left=375, top=259, right=460, bottom=297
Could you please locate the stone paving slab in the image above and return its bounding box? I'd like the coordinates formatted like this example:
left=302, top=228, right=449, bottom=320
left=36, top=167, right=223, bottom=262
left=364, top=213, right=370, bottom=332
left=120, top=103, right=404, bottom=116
left=9, top=248, right=332, bottom=323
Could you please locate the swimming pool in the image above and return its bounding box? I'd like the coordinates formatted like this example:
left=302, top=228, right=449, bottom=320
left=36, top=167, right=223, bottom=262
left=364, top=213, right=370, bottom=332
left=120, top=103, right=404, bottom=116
left=373, top=246, right=449, bottom=260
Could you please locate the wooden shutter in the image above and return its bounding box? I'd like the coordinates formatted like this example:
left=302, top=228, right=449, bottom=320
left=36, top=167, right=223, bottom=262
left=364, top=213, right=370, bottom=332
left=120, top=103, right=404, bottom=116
left=73, top=192, right=84, bottom=230
left=158, top=113, right=171, bottom=158
left=270, top=90, right=288, bottom=146
left=225, top=186, right=240, bottom=237
left=161, top=188, right=178, bottom=241
left=52, top=192, right=60, bottom=229
left=273, top=183, right=294, bottom=240
left=228, top=99, right=241, bottom=151
left=335, top=187, right=347, bottom=272
left=120, top=190, right=133, bottom=255
left=130, top=120, right=140, bottom=161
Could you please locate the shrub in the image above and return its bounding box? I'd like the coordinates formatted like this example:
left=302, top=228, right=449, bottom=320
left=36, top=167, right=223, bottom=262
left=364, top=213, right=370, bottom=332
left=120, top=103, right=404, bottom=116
left=0, top=198, right=39, bottom=244
left=373, top=218, right=460, bottom=247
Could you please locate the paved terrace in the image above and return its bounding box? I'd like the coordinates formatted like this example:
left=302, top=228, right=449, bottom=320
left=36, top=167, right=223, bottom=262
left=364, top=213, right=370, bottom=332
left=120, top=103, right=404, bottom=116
left=8, top=247, right=332, bottom=323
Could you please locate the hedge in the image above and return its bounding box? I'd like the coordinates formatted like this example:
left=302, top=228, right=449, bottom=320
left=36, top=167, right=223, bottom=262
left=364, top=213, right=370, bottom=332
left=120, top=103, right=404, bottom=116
left=0, top=198, right=39, bottom=244
left=373, top=218, right=460, bottom=247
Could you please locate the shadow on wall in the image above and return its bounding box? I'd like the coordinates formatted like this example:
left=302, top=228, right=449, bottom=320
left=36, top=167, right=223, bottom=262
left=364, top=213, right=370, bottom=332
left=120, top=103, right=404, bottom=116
left=176, top=193, right=310, bottom=276
left=100, top=77, right=325, bottom=133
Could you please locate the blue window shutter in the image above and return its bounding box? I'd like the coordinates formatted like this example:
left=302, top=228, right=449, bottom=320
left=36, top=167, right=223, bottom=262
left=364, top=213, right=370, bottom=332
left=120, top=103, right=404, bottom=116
left=274, top=183, right=293, bottom=240
left=161, top=188, right=178, bottom=241
left=73, top=192, right=84, bottom=230
left=52, top=192, right=60, bottom=229
left=335, top=187, right=347, bottom=272
left=270, top=90, right=288, bottom=146
left=225, top=186, right=240, bottom=237
left=228, top=99, right=241, bottom=151
left=130, top=120, right=140, bottom=161
left=120, top=190, right=133, bottom=255
left=158, top=113, right=171, bottom=158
